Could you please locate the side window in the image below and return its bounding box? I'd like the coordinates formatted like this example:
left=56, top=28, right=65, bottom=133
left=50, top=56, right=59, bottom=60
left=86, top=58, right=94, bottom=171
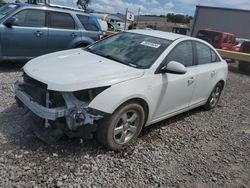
left=77, top=14, right=99, bottom=31
left=12, top=9, right=45, bottom=27
left=48, top=11, right=75, bottom=30
left=211, top=49, right=220, bottom=62
left=232, top=37, right=236, bottom=44
left=196, top=42, right=219, bottom=64
left=228, top=35, right=232, bottom=44
left=164, top=41, right=193, bottom=67
left=223, top=35, right=228, bottom=43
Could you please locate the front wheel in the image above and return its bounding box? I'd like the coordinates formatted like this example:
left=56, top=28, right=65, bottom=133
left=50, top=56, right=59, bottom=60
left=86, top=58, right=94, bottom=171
left=203, top=82, right=223, bottom=110
left=96, top=102, right=145, bottom=151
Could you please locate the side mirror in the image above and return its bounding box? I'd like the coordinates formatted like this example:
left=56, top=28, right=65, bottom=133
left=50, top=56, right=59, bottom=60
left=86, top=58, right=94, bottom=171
left=4, top=17, right=16, bottom=28
left=160, top=61, right=187, bottom=74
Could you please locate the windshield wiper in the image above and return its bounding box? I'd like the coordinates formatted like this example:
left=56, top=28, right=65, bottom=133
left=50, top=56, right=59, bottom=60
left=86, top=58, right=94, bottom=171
left=85, top=49, right=143, bottom=69
left=98, top=54, right=142, bottom=68
left=128, top=63, right=144, bottom=69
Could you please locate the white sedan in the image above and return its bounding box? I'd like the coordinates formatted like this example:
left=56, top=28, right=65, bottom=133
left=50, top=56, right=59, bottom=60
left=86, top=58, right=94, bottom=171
left=15, top=30, right=228, bottom=150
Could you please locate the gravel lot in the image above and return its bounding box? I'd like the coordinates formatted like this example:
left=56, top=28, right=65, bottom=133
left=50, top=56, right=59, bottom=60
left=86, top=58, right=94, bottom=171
left=0, top=62, right=249, bottom=188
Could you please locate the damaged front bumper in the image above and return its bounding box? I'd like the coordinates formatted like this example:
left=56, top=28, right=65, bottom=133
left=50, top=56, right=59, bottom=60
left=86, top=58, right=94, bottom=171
left=14, top=81, right=104, bottom=131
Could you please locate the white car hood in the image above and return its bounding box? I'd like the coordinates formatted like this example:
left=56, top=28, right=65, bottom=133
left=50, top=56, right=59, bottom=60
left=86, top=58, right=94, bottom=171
left=24, top=49, right=145, bottom=92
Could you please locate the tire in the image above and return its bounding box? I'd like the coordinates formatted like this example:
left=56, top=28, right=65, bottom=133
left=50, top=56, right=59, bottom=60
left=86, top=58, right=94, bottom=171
left=96, top=102, right=145, bottom=151
left=203, top=82, right=223, bottom=110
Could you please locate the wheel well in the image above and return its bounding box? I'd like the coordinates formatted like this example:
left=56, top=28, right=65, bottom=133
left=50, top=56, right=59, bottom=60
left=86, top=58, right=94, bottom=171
left=75, top=43, right=89, bottom=48
left=119, top=98, right=149, bottom=126
left=218, top=80, right=225, bottom=89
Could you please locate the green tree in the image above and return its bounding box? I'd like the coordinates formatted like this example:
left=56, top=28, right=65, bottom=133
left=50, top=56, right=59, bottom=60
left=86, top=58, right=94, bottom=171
left=167, top=13, right=193, bottom=24
left=77, top=0, right=91, bottom=10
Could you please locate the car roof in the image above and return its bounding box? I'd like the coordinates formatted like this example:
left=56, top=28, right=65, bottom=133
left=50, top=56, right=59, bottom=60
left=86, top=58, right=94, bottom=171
left=15, top=3, right=86, bottom=14
left=127, top=29, right=190, bottom=41
left=198, top=29, right=235, bottom=36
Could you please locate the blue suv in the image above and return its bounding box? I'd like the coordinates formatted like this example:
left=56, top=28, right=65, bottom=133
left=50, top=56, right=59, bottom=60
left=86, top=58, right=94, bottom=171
left=0, top=3, right=103, bottom=62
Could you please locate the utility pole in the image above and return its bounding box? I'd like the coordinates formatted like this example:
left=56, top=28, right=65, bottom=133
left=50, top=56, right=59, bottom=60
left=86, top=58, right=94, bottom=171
left=124, top=8, right=128, bottom=31
left=137, top=8, right=140, bottom=28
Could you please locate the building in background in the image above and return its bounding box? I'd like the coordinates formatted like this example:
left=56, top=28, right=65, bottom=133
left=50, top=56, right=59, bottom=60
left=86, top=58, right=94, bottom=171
left=192, top=6, right=250, bottom=39
left=112, top=14, right=190, bottom=32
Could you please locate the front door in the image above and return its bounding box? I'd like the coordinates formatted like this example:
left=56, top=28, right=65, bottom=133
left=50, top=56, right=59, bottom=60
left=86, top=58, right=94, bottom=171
left=1, top=9, right=47, bottom=59
left=153, top=41, right=196, bottom=119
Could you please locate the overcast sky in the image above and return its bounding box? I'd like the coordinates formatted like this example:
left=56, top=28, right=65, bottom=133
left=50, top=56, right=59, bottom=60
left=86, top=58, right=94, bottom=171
left=5, top=0, right=250, bottom=15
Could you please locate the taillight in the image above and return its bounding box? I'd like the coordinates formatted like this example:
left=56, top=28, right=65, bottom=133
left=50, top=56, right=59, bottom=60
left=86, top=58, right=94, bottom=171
left=98, top=34, right=104, bottom=40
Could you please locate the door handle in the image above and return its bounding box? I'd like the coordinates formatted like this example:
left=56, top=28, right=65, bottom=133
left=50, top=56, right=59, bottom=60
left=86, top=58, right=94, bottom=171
left=211, top=71, right=216, bottom=77
left=188, top=77, right=195, bottom=85
left=71, top=32, right=77, bottom=37
left=34, top=31, right=43, bottom=37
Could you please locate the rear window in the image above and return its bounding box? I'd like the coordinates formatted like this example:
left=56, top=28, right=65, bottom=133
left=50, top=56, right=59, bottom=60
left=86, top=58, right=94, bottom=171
left=48, top=11, right=75, bottom=30
left=223, top=34, right=235, bottom=44
left=77, top=14, right=99, bottom=31
left=195, top=42, right=220, bottom=65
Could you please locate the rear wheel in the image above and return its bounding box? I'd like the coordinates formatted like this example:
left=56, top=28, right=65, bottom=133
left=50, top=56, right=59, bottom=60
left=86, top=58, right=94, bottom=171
left=96, top=102, right=145, bottom=151
left=203, top=82, right=223, bottom=110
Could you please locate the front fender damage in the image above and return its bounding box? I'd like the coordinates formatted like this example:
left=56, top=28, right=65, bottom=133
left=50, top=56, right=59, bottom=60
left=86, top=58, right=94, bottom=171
left=61, top=92, right=103, bottom=130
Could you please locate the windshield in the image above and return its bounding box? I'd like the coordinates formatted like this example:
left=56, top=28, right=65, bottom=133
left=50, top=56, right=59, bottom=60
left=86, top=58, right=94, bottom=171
left=86, top=32, right=172, bottom=69
left=0, top=4, right=20, bottom=20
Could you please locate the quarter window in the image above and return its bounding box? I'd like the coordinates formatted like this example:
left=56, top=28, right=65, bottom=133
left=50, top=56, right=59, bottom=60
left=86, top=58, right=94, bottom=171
left=223, top=35, right=227, bottom=43
left=48, top=11, right=75, bottom=30
left=12, top=9, right=45, bottom=27
left=164, top=41, right=193, bottom=67
left=77, top=15, right=99, bottom=31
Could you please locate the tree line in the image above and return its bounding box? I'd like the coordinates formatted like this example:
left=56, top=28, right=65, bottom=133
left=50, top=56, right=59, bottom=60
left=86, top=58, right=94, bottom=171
left=166, top=13, right=193, bottom=24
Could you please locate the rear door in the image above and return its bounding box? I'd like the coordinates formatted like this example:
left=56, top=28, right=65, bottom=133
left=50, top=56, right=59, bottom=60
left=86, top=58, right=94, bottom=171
left=189, top=41, right=221, bottom=106
left=1, top=9, right=47, bottom=59
left=47, top=11, right=81, bottom=53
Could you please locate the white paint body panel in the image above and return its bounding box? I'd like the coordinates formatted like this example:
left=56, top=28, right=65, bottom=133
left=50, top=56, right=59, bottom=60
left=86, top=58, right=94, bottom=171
left=24, top=49, right=145, bottom=91
left=23, top=30, right=228, bottom=126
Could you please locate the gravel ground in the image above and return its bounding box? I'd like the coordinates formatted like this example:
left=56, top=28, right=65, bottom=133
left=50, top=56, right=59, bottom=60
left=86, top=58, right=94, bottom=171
left=0, top=63, right=249, bottom=188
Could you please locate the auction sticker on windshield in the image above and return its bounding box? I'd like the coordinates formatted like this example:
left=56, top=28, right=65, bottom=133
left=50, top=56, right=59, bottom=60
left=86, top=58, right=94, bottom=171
left=140, top=41, right=161, bottom=48
left=8, top=4, right=17, bottom=8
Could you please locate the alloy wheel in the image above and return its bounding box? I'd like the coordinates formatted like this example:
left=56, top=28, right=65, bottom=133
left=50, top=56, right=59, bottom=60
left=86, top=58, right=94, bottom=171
left=113, top=110, right=139, bottom=144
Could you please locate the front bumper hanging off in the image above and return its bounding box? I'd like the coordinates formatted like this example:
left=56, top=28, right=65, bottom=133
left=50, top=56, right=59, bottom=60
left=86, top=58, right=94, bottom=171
left=14, top=81, right=103, bottom=131
left=15, top=82, right=67, bottom=120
